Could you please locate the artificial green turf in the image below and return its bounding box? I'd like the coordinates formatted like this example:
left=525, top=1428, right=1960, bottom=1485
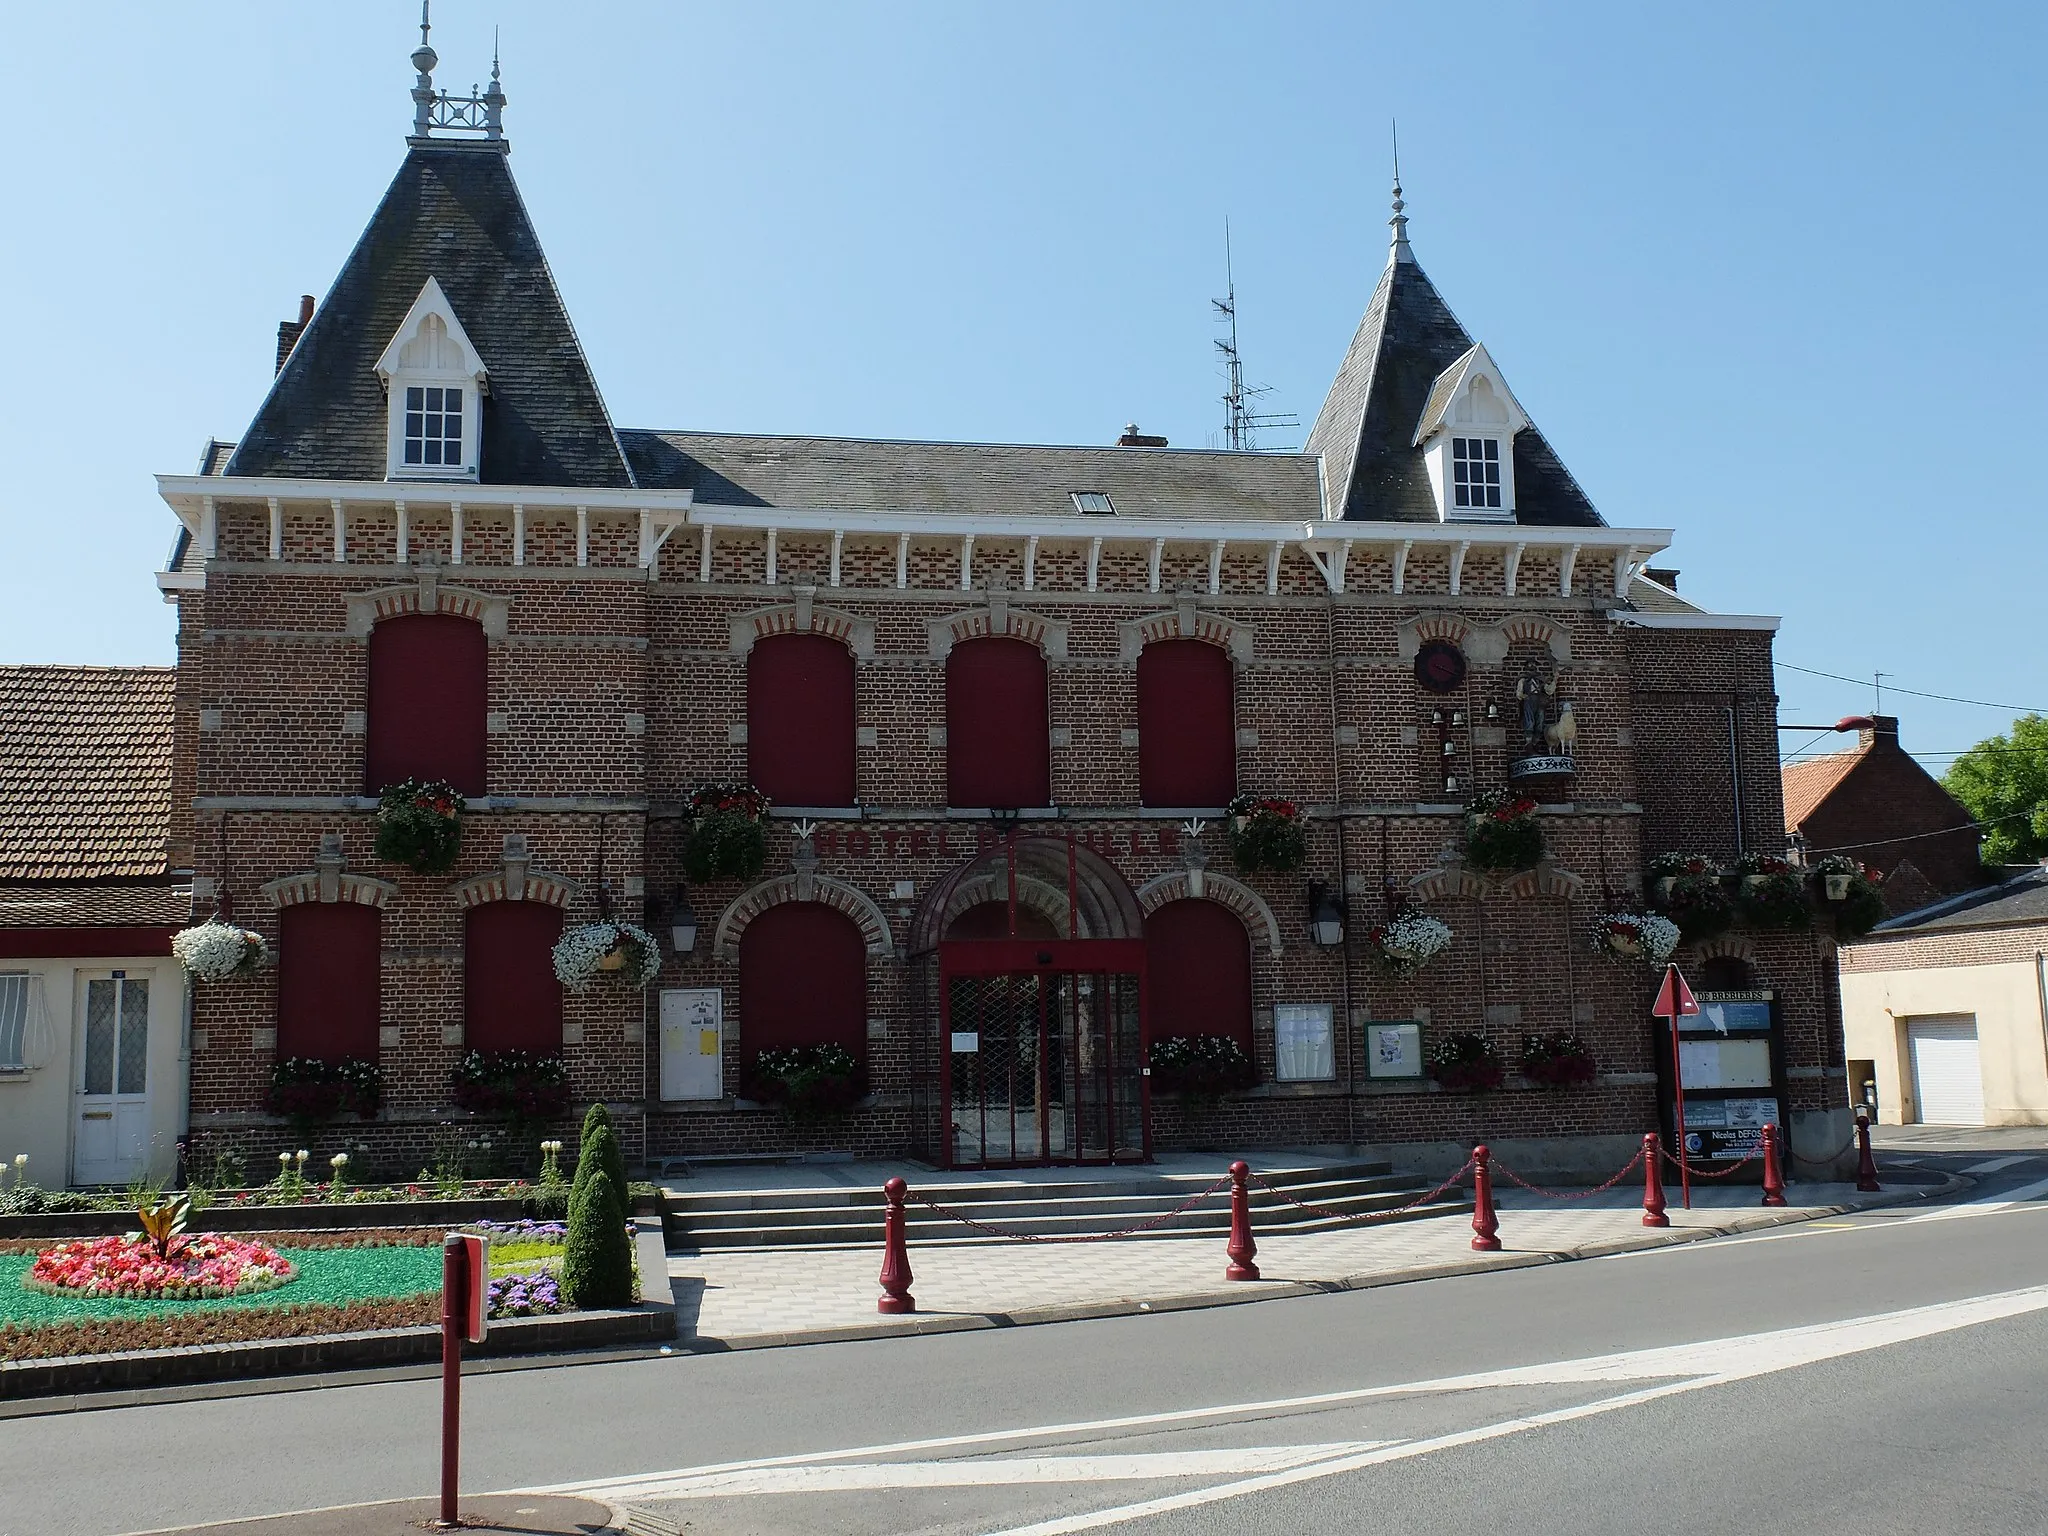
left=0, top=1246, right=442, bottom=1328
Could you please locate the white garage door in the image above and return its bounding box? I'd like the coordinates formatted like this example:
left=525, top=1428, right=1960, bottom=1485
left=1908, top=1017, right=1985, bottom=1127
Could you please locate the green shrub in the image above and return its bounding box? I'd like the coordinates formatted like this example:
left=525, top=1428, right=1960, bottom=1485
left=560, top=1168, right=635, bottom=1309
left=574, top=1103, right=629, bottom=1202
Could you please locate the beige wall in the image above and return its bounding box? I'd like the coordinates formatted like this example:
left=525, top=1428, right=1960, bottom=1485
left=1840, top=955, right=2048, bottom=1126
left=0, top=958, right=188, bottom=1189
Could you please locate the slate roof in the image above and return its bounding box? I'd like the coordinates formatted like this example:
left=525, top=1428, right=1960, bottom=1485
left=0, top=881, right=191, bottom=931
left=225, top=144, right=632, bottom=489
left=0, top=667, right=175, bottom=881
left=1872, top=867, right=2048, bottom=934
left=621, top=430, right=1323, bottom=520
left=1781, top=749, right=1864, bottom=828
left=1304, top=254, right=1605, bottom=528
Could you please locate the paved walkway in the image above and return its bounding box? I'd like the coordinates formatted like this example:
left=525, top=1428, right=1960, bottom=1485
left=668, top=1179, right=1898, bottom=1348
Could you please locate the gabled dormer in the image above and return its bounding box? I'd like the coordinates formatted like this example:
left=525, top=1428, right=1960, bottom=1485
left=375, top=278, right=488, bottom=481
left=1411, top=344, right=1529, bottom=523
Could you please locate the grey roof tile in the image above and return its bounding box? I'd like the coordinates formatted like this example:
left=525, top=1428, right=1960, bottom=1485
left=1872, top=868, right=2048, bottom=934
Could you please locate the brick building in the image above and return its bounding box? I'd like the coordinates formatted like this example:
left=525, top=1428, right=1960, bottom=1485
left=151, top=41, right=1856, bottom=1183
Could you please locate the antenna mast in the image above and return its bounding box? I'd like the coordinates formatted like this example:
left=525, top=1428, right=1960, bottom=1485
left=1212, top=221, right=1297, bottom=451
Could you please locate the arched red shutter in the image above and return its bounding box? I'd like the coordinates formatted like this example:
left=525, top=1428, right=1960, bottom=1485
left=738, top=902, right=866, bottom=1056
left=1144, top=899, right=1254, bottom=1054
left=748, top=633, right=856, bottom=807
left=366, top=613, right=488, bottom=796
left=277, top=903, right=381, bottom=1061
left=946, top=637, right=1049, bottom=809
left=1138, top=639, right=1235, bottom=808
left=464, top=901, right=564, bottom=1053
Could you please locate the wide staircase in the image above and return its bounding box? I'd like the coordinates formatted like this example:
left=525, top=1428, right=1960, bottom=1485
left=662, top=1159, right=1469, bottom=1252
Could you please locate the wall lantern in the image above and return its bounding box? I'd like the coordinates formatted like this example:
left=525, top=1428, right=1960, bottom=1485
left=670, top=885, right=699, bottom=957
left=1307, top=881, right=1347, bottom=948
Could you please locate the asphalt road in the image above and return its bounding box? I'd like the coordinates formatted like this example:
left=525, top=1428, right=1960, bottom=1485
left=7, top=1153, right=2048, bottom=1536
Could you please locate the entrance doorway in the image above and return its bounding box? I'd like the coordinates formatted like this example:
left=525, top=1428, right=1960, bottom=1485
left=74, top=972, right=151, bottom=1186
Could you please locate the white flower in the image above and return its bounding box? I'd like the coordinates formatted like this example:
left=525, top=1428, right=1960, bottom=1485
left=552, top=920, right=663, bottom=991
left=12, top=1154, right=24, bottom=1169
left=331, top=1153, right=349, bottom=1168
left=294, top=1150, right=309, bottom=1165
left=1636, top=914, right=1681, bottom=963
left=278, top=1152, right=292, bottom=1165
left=1381, top=912, right=1453, bottom=961
left=172, top=921, right=267, bottom=981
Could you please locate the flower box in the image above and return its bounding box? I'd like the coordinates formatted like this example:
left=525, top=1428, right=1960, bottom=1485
left=683, top=781, right=770, bottom=883
left=1593, top=912, right=1679, bottom=966
left=1223, top=794, right=1307, bottom=874
left=1520, top=1031, right=1597, bottom=1088
left=1365, top=911, right=1453, bottom=978
left=1463, top=790, right=1543, bottom=874
left=1426, top=1032, right=1505, bottom=1093
left=1148, top=1034, right=1258, bottom=1098
left=745, top=1044, right=865, bottom=1116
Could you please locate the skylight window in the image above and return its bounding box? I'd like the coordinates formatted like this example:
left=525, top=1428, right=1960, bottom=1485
left=1070, top=492, right=1116, bottom=515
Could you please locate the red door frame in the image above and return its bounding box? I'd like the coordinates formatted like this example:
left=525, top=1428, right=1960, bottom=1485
left=937, top=938, right=1149, bottom=1170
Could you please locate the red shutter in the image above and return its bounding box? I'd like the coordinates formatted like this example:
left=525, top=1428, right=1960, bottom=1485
left=1138, top=639, right=1235, bottom=808
left=748, top=633, right=856, bottom=807
left=366, top=613, right=488, bottom=796
left=1144, top=899, right=1253, bottom=1053
left=464, top=901, right=565, bottom=1053
left=738, top=902, right=866, bottom=1056
left=277, top=903, right=381, bottom=1062
left=946, top=637, right=1050, bottom=809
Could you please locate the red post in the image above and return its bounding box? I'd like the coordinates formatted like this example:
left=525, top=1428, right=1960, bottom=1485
left=1760, top=1123, right=1787, bottom=1207
left=1641, top=1132, right=1669, bottom=1227
left=877, top=1176, right=916, bottom=1314
left=1225, top=1161, right=1261, bottom=1280
left=438, top=1234, right=463, bottom=1529
left=1855, top=1110, right=1882, bottom=1193
left=1470, top=1145, right=1501, bottom=1252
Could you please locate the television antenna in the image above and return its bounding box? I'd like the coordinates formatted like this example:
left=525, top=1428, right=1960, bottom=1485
left=1212, top=221, right=1297, bottom=451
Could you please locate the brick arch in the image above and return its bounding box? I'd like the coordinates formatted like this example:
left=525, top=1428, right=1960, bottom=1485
left=343, top=568, right=509, bottom=640
left=926, top=595, right=1069, bottom=660
left=728, top=590, right=875, bottom=659
left=1501, top=615, right=1572, bottom=664
left=1397, top=612, right=1507, bottom=666
left=1688, top=933, right=1756, bottom=964
left=714, top=874, right=893, bottom=961
left=1117, top=594, right=1256, bottom=664
left=448, top=836, right=580, bottom=909
left=260, top=834, right=398, bottom=909
left=1496, top=859, right=1588, bottom=901
left=1407, top=857, right=1490, bottom=902
left=1134, top=870, right=1281, bottom=953
left=931, top=871, right=1076, bottom=939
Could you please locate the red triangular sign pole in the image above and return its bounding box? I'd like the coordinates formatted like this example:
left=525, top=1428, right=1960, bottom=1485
left=1653, top=963, right=1699, bottom=1210
left=1652, top=963, right=1699, bottom=1019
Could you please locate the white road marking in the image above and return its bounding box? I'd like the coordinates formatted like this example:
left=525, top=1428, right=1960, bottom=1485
left=525, top=1284, right=2048, bottom=1513
left=1958, top=1155, right=2033, bottom=1175
left=1900, top=1172, right=2048, bottom=1223
left=614, top=1444, right=1392, bottom=1500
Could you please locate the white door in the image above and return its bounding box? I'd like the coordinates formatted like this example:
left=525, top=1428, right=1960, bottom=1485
left=1908, top=1017, right=1985, bottom=1127
left=74, top=973, right=151, bottom=1185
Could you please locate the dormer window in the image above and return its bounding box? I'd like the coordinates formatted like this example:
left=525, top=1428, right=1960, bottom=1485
left=375, top=277, right=488, bottom=481
left=1412, top=344, right=1528, bottom=523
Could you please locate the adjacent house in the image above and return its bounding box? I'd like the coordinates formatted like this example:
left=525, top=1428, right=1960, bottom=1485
left=0, top=667, right=192, bottom=1187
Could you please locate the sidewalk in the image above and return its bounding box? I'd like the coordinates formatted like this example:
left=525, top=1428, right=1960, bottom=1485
left=669, top=1177, right=1933, bottom=1350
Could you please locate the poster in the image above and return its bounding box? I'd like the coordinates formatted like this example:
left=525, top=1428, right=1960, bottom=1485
left=1366, top=1021, right=1424, bottom=1079
left=1680, top=1097, right=1782, bottom=1160
left=659, top=988, right=723, bottom=1101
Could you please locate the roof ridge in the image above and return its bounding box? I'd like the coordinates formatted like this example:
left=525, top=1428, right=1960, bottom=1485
left=626, top=426, right=1314, bottom=461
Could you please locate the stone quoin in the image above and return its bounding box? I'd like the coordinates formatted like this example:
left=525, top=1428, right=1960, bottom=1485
left=142, top=18, right=1857, bottom=1185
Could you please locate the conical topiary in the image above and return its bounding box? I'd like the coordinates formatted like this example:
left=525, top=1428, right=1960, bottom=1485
left=575, top=1102, right=629, bottom=1203
left=560, top=1167, right=635, bottom=1309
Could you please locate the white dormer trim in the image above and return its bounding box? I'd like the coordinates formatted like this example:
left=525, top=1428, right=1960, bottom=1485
left=375, top=278, right=488, bottom=483
left=1413, top=343, right=1530, bottom=524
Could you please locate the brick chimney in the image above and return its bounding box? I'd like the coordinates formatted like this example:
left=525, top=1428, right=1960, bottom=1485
left=1117, top=422, right=1168, bottom=448
left=1857, top=715, right=1901, bottom=752
left=275, top=295, right=315, bottom=374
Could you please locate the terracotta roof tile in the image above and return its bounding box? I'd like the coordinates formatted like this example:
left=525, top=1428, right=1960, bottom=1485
left=0, top=666, right=175, bottom=880
left=1781, top=747, right=1865, bottom=829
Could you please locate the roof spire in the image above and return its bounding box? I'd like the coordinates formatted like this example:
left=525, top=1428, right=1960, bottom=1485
left=1388, top=120, right=1413, bottom=266
left=410, top=2, right=439, bottom=139
left=405, top=2, right=509, bottom=149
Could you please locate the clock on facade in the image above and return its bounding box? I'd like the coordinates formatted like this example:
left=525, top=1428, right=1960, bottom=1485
left=1414, top=640, right=1467, bottom=695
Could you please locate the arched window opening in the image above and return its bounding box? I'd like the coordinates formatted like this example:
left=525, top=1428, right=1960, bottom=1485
left=1144, top=899, right=1254, bottom=1055
left=1137, top=639, right=1235, bottom=808
left=277, top=904, right=381, bottom=1062
left=1699, top=955, right=1759, bottom=992
left=464, top=901, right=564, bottom=1053
left=366, top=613, right=488, bottom=796
left=737, top=902, right=867, bottom=1057
left=748, top=633, right=856, bottom=807
left=945, top=900, right=1062, bottom=942
left=946, top=637, right=1049, bottom=809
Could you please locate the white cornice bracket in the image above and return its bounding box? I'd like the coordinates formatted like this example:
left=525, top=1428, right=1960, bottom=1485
left=829, top=528, right=844, bottom=587
left=1087, top=536, right=1103, bottom=592
left=1613, top=545, right=1644, bottom=599
left=1024, top=534, right=1039, bottom=592
left=1208, top=539, right=1225, bottom=595
left=1448, top=540, right=1470, bottom=596
left=266, top=497, right=282, bottom=561
left=960, top=533, right=975, bottom=592
left=1391, top=539, right=1412, bottom=596
left=1504, top=542, right=1524, bottom=597
left=1148, top=538, right=1165, bottom=594
left=1560, top=543, right=1579, bottom=598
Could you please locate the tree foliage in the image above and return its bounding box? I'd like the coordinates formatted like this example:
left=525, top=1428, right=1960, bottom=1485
left=1942, top=715, right=2048, bottom=866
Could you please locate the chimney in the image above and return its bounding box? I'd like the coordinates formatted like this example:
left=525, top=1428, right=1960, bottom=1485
left=1857, top=716, right=1901, bottom=752
left=1117, top=422, right=1168, bottom=448
left=1644, top=566, right=1680, bottom=591
left=275, top=295, right=315, bottom=375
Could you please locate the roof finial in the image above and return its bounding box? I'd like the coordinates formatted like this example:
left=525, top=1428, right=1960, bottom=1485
left=482, top=26, right=506, bottom=137
left=410, top=1, right=439, bottom=139
left=1388, top=119, right=1414, bottom=267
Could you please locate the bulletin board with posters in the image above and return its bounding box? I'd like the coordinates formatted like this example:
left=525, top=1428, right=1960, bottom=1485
left=1657, top=990, right=1787, bottom=1165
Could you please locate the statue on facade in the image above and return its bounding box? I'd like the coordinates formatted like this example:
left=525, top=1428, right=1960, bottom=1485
left=1516, top=667, right=1556, bottom=750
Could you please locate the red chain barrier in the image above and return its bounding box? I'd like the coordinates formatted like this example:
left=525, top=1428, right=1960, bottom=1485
left=910, top=1173, right=1231, bottom=1244
left=1642, top=1133, right=1669, bottom=1227
left=1248, top=1159, right=1476, bottom=1226
left=1660, top=1146, right=1763, bottom=1179
left=1491, top=1145, right=1646, bottom=1201
left=1470, top=1145, right=1501, bottom=1252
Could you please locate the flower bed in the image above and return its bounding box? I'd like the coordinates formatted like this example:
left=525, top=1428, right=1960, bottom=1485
left=374, top=778, right=465, bottom=874
left=1464, top=790, right=1543, bottom=874
left=1224, top=793, right=1307, bottom=874
left=1519, top=1031, right=1597, bottom=1088
left=683, top=781, right=770, bottom=883
left=26, top=1233, right=296, bottom=1300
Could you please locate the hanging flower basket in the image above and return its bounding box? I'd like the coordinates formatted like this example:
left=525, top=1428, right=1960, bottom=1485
left=1646, top=852, right=1735, bottom=940
left=1427, top=1032, right=1506, bottom=1093
left=1520, top=1031, right=1598, bottom=1088
left=745, top=1044, right=866, bottom=1116
left=451, top=1049, right=572, bottom=1121
left=1592, top=912, right=1680, bottom=966
left=267, top=1056, right=383, bottom=1126
left=1811, top=856, right=1887, bottom=937
left=1735, top=853, right=1811, bottom=930
left=1364, top=910, right=1454, bottom=979
left=1223, top=793, right=1307, bottom=874
left=1148, top=1034, right=1258, bottom=1098
left=172, top=920, right=268, bottom=981
left=683, top=780, right=771, bottom=883
left=552, top=921, right=662, bottom=991
left=374, top=778, right=465, bottom=874
left=1463, top=789, right=1543, bottom=874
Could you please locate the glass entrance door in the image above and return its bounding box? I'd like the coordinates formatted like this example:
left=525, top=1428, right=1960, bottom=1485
left=74, top=973, right=151, bottom=1186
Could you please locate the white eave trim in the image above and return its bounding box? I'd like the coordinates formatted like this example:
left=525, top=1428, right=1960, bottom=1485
left=1608, top=610, right=1781, bottom=632
left=157, top=476, right=695, bottom=517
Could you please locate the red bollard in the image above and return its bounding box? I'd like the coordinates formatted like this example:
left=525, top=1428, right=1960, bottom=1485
left=1470, top=1145, right=1501, bottom=1252
left=1760, top=1123, right=1788, bottom=1207
left=1855, top=1110, right=1882, bottom=1193
left=1225, top=1160, right=1261, bottom=1281
left=1642, top=1132, right=1669, bottom=1228
left=877, top=1176, right=916, bottom=1314
left=438, top=1234, right=463, bottom=1529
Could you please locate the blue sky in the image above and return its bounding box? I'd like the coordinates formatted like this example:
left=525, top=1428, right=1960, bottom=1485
left=1, top=2, right=2040, bottom=776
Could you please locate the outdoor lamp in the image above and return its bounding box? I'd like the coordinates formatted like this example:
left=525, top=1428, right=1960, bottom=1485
left=670, top=886, right=699, bottom=956
left=1307, top=882, right=1346, bottom=948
